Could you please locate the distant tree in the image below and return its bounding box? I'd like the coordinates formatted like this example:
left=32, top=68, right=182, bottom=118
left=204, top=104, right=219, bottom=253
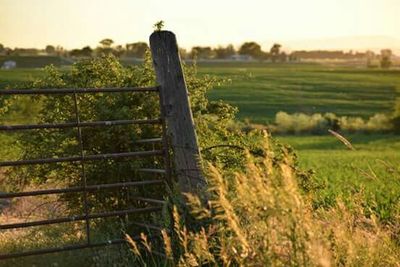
left=125, top=42, right=148, bottom=58
left=55, top=46, right=67, bottom=57
left=0, top=43, right=4, bottom=53
left=214, top=44, right=236, bottom=59
left=81, top=46, right=93, bottom=57
left=97, top=38, right=115, bottom=55
left=393, top=97, right=400, bottom=134
left=11, top=48, right=40, bottom=56
left=380, top=49, right=392, bottom=69
left=70, top=46, right=93, bottom=58
left=5, top=47, right=12, bottom=56
left=279, top=52, right=288, bottom=62
left=45, top=45, right=56, bottom=55
left=179, top=48, right=188, bottom=59
left=69, top=49, right=82, bottom=57
left=112, top=45, right=124, bottom=57
left=239, top=42, right=263, bottom=59
left=270, top=43, right=282, bottom=62
left=191, top=46, right=214, bottom=59
left=99, top=38, right=114, bottom=48
left=365, top=50, right=376, bottom=68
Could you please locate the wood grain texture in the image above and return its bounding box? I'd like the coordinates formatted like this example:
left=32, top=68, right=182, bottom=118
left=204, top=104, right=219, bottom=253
left=150, top=31, right=206, bottom=194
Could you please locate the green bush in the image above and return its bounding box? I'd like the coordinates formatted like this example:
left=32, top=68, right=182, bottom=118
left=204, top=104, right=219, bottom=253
left=272, top=111, right=393, bottom=134
left=393, top=98, right=400, bottom=133
left=0, top=54, right=279, bottom=266
left=4, top=53, right=264, bottom=212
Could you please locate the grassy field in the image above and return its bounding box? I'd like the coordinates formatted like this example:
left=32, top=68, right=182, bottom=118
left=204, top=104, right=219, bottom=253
left=1, top=63, right=399, bottom=217
left=277, top=134, right=400, bottom=220
left=197, top=62, right=400, bottom=219
left=0, top=68, right=44, bottom=88
left=1, top=61, right=400, bottom=265
left=0, top=56, right=72, bottom=69
left=2, top=63, right=399, bottom=122
left=200, top=62, right=400, bottom=124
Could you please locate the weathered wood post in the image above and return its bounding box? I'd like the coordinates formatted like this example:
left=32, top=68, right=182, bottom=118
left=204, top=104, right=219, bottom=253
left=150, top=31, right=206, bottom=194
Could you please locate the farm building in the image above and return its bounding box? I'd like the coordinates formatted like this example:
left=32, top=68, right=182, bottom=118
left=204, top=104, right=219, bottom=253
left=1, top=60, right=16, bottom=69
left=229, top=54, right=254, bottom=61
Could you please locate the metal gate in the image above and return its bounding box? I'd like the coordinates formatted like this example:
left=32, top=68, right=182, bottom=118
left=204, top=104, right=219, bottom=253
left=0, top=86, right=171, bottom=260
left=0, top=30, right=204, bottom=261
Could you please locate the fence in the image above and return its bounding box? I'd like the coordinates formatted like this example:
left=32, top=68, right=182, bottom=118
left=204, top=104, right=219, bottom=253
left=0, top=31, right=204, bottom=260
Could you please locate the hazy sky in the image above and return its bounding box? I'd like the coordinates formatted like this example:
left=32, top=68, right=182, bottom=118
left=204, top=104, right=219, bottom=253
left=0, top=0, right=399, bottom=50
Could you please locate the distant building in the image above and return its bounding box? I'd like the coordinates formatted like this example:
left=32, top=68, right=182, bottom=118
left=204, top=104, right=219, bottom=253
left=1, top=60, right=17, bottom=69
left=229, top=54, right=254, bottom=61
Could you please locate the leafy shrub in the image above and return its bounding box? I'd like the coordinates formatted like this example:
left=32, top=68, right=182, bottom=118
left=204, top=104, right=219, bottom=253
left=272, top=112, right=393, bottom=134
left=4, top=53, right=265, bottom=213
left=393, top=98, right=400, bottom=133
left=274, top=111, right=332, bottom=134
left=341, top=113, right=393, bottom=132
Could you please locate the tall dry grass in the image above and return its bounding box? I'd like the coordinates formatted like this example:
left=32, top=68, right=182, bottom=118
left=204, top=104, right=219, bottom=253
left=127, top=134, right=400, bottom=266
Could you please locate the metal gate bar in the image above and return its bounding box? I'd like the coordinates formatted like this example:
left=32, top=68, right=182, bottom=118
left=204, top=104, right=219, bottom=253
left=0, top=179, right=164, bottom=199
left=0, top=234, right=152, bottom=260
left=0, top=118, right=162, bottom=131
left=0, top=150, right=165, bottom=167
left=0, top=206, right=163, bottom=230
left=0, top=87, right=159, bottom=95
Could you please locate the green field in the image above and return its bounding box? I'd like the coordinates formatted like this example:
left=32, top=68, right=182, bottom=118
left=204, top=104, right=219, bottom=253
left=277, top=134, right=400, bottom=220
left=200, top=62, right=400, bottom=124
left=0, top=55, right=72, bottom=69
left=1, top=63, right=400, bottom=220
left=0, top=68, right=45, bottom=88
left=197, top=62, right=400, bottom=218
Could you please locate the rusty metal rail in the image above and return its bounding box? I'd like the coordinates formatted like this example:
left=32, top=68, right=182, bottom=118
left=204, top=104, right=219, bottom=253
left=0, top=206, right=163, bottom=230
left=0, top=118, right=162, bottom=131
left=0, top=86, right=159, bottom=95
left=0, top=234, right=158, bottom=260
left=0, top=179, right=165, bottom=199
left=0, top=150, right=165, bottom=167
left=0, top=239, right=127, bottom=260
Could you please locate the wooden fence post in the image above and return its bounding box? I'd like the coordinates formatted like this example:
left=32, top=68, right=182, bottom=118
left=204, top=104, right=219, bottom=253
left=150, top=31, right=206, bottom=194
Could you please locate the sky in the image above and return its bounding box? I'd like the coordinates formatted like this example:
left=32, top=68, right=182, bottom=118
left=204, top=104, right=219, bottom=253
left=0, top=0, right=399, bottom=51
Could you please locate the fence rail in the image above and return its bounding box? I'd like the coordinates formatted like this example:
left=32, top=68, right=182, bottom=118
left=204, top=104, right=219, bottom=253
left=0, top=180, right=165, bottom=199
left=0, top=86, right=159, bottom=95
left=0, top=150, right=165, bottom=167
left=0, top=234, right=156, bottom=260
left=0, top=206, right=163, bottom=230
left=0, top=118, right=162, bottom=131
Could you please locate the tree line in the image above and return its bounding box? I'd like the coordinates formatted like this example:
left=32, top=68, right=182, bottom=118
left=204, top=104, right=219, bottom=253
left=0, top=39, right=149, bottom=59
left=0, top=39, right=395, bottom=67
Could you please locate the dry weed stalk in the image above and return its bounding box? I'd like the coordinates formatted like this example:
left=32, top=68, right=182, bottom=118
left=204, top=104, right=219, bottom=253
left=125, top=137, right=400, bottom=266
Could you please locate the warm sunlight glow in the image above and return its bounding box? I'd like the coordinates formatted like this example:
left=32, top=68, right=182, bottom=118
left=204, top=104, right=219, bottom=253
left=0, top=0, right=399, bottom=51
